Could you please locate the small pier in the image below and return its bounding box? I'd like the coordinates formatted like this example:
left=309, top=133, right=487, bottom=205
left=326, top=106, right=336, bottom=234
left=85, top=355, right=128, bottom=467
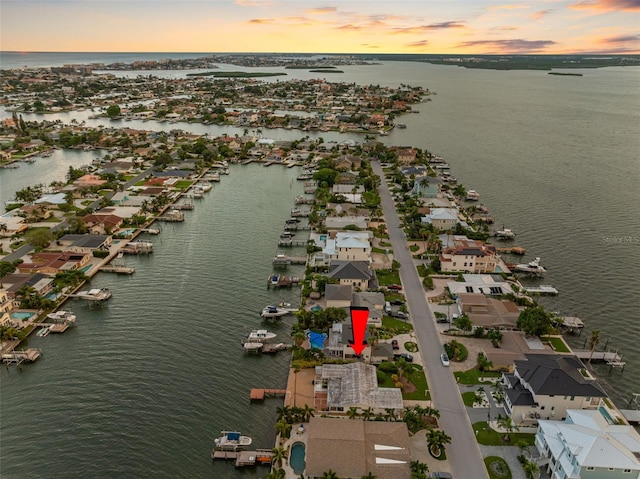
left=121, top=241, right=153, bottom=255
left=250, top=388, right=287, bottom=401
left=35, top=323, right=69, bottom=334
left=272, top=254, right=307, bottom=266
left=295, top=196, right=314, bottom=205
left=574, top=350, right=624, bottom=364
left=157, top=210, right=185, bottom=222
left=278, top=238, right=307, bottom=247
left=139, top=228, right=160, bottom=234
left=267, top=275, right=301, bottom=288
left=211, top=448, right=274, bottom=467
left=284, top=223, right=311, bottom=231
left=173, top=202, right=194, bottom=210
left=496, top=246, right=526, bottom=255
left=524, top=285, right=558, bottom=295
left=2, top=348, right=42, bottom=365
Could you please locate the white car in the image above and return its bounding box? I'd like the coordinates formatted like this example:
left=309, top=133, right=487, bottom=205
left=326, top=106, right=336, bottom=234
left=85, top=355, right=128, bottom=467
left=440, top=353, right=450, bottom=367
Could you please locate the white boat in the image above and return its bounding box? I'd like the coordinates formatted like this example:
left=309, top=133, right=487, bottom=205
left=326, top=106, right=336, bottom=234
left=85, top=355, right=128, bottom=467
left=243, top=342, right=263, bottom=351
left=196, top=182, right=212, bottom=192
left=247, top=329, right=277, bottom=342
left=46, top=310, right=77, bottom=323
left=466, top=190, right=480, bottom=201
left=37, top=326, right=51, bottom=337
left=205, top=172, right=220, bottom=182
left=514, top=257, right=547, bottom=275
left=495, top=228, right=516, bottom=240
left=75, top=288, right=112, bottom=301
left=214, top=431, right=252, bottom=450
left=260, top=305, right=289, bottom=318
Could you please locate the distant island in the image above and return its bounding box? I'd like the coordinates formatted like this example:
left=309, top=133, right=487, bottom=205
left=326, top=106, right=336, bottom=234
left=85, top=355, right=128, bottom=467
left=548, top=72, right=583, bottom=77
left=186, top=71, right=287, bottom=78
left=309, top=69, right=343, bottom=73
left=284, top=65, right=337, bottom=70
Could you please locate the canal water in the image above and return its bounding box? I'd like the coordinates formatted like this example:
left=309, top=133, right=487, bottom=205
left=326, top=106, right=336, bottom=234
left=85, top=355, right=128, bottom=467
left=1, top=163, right=307, bottom=478
left=1, top=58, right=639, bottom=476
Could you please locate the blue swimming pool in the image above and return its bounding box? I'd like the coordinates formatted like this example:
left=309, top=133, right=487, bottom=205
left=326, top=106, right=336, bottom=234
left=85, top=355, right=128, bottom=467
left=289, top=442, right=306, bottom=475
left=118, top=228, right=137, bottom=237
left=307, top=331, right=326, bottom=350
left=10, top=311, right=36, bottom=320
left=319, top=234, right=327, bottom=241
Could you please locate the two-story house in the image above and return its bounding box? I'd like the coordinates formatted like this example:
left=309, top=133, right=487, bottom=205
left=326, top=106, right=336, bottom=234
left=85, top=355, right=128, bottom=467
left=440, top=238, right=498, bottom=273
left=421, top=207, right=460, bottom=231
left=502, top=354, right=608, bottom=426
left=327, top=261, right=373, bottom=290
left=535, top=408, right=640, bottom=479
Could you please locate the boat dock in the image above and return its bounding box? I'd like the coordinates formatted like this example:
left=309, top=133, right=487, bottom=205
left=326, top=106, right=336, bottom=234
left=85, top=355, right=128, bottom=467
left=496, top=246, right=526, bottom=255
left=266, top=275, right=300, bottom=288
left=272, top=254, right=307, bottom=265
left=574, top=350, right=624, bottom=363
left=2, top=348, right=42, bottom=365
left=156, top=210, right=185, bottom=222
left=211, top=448, right=274, bottom=467
left=278, top=238, right=307, bottom=247
left=121, top=241, right=153, bottom=254
left=35, top=323, right=69, bottom=334
left=172, top=202, right=194, bottom=210
left=524, top=285, right=559, bottom=295
left=619, top=409, right=640, bottom=425
left=100, top=264, right=135, bottom=274
left=250, top=388, right=287, bottom=401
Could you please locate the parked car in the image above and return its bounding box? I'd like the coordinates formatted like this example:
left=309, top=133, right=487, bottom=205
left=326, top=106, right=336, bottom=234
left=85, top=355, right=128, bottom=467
left=436, top=316, right=449, bottom=324
left=429, top=473, right=452, bottom=479
left=440, top=353, right=450, bottom=367
left=387, top=284, right=402, bottom=291
left=391, top=339, right=399, bottom=350
left=395, top=353, right=413, bottom=362
left=390, top=311, right=408, bottom=320
left=390, top=299, right=405, bottom=306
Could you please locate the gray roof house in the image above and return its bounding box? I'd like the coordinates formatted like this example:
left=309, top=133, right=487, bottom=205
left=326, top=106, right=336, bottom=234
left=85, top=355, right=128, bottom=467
left=502, top=354, right=608, bottom=426
left=327, top=261, right=373, bottom=290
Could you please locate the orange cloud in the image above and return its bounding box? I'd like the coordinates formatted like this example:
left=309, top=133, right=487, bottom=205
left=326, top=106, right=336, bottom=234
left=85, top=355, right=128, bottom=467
left=392, top=22, right=466, bottom=34
left=406, top=40, right=429, bottom=48
left=247, top=16, right=313, bottom=26
left=570, top=0, right=640, bottom=11
left=531, top=9, right=554, bottom=20
left=598, top=33, right=640, bottom=44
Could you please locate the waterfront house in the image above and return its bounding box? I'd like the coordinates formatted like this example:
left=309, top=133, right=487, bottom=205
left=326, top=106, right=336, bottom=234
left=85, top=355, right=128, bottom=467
left=82, top=213, right=124, bottom=235
left=0, top=291, right=12, bottom=324
left=16, top=251, right=92, bottom=275
left=502, top=354, right=608, bottom=426
left=324, top=215, right=369, bottom=231
left=18, top=204, right=52, bottom=222
left=313, top=362, right=404, bottom=415
left=324, top=284, right=353, bottom=309
left=56, top=234, right=112, bottom=253
left=412, top=175, right=441, bottom=198
left=305, top=417, right=411, bottom=479
left=454, top=293, right=520, bottom=330
left=327, top=261, right=373, bottom=290
left=439, top=238, right=498, bottom=274
left=75, top=174, right=107, bottom=189
left=352, top=291, right=385, bottom=327
left=329, top=231, right=372, bottom=262
left=482, top=331, right=555, bottom=373
left=0, top=215, right=28, bottom=237
left=392, top=147, right=418, bottom=165
left=421, top=207, right=460, bottom=231
left=535, top=408, right=640, bottom=479
left=1, top=273, right=55, bottom=306
left=447, top=273, right=514, bottom=297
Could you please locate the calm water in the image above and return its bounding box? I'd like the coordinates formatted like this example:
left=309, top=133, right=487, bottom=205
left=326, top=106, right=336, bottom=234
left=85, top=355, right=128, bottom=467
left=1, top=164, right=307, bottom=478
left=1, top=54, right=639, bottom=476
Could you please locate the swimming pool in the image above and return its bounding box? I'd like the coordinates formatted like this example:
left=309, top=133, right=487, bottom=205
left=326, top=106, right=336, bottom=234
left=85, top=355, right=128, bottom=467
left=319, top=234, right=327, bottom=241
left=307, top=331, right=326, bottom=350
left=10, top=311, right=36, bottom=320
left=117, top=228, right=137, bottom=237
left=289, top=442, right=306, bottom=475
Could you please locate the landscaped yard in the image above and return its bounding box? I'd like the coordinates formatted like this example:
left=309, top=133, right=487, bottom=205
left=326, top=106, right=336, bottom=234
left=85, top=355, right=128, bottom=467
left=484, top=456, right=512, bottom=479
left=454, top=368, right=501, bottom=385
left=473, top=421, right=536, bottom=446
left=381, top=317, right=413, bottom=334
left=541, top=335, right=571, bottom=353
left=377, top=363, right=430, bottom=401
left=376, top=268, right=401, bottom=286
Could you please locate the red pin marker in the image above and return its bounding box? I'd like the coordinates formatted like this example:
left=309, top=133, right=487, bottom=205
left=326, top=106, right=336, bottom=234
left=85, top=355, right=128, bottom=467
left=349, top=306, right=369, bottom=355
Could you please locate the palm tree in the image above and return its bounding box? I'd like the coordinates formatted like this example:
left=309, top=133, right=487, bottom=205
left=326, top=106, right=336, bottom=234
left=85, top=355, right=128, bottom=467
left=321, top=469, right=338, bottom=479
left=271, top=446, right=287, bottom=469
left=410, top=460, right=429, bottom=479
left=275, top=419, right=292, bottom=440
left=588, top=329, right=601, bottom=364
left=361, top=407, right=374, bottom=421
left=384, top=408, right=397, bottom=422
left=276, top=405, right=292, bottom=422
left=496, top=414, right=518, bottom=442
left=522, top=459, right=539, bottom=479
left=361, top=473, right=376, bottom=479
left=302, top=404, right=315, bottom=422
left=347, top=406, right=360, bottom=419
left=426, top=429, right=452, bottom=457
left=516, top=439, right=530, bottom=458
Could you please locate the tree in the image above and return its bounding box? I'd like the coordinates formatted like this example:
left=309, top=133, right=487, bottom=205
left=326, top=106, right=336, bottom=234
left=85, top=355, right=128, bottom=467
left=271, top=446, right=287, bottom=469
left=361, top=473, right=376, bottom=479
left=410, top=460, right=429, bottom=479
left=361, top=407, right=374, bottom=421
left=496, top=413, right=518, bottom=442
left=517, top=306, right=553, bottom=337
left=522, top=459, right=539, bottom=479
left=25, top=228, right=55, bottom=249
left=453, top=314, right=473, bottom=331
left=588, top=329, right=601, bottom=364
left=275, top=419, right=292, bottom=439
left=488, top=328, right=503, bottom=347
left=106, top=104, right=121, bottom=118
left=347, top=406, right=360, bottom=419
left=321, top=471, right=338, bottom=479
left=313, top=168, right=338, bottom=188
left=426, top=429, right=451, bottom=457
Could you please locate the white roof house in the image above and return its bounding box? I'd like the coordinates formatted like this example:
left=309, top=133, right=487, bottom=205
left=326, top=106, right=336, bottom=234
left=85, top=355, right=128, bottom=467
left=324, top=231, right=372, bottom=262
left=421, top=207, right=459, bottom=231
left=536, top=408, right=640, bottom=478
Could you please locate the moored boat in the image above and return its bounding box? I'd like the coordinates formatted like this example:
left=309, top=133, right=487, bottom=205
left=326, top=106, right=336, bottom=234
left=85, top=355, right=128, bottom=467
left=466, top=190, right=480, bottom=201
left=46, top=310, right=77, bottom=323
left=213, top=431, right=252, bottom=450
left=246, top=329, right=277, bottom=342
left=495, top=227, right=516, bottom=240
left=514, top=257, right=547, bottom=275
left=260, top=305, right=289, bottom=318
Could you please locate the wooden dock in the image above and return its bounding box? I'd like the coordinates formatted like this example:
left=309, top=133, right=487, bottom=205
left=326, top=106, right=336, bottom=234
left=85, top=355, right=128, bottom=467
left=211, top=448, right=274, bottom=467
left=574, top=350, right=624, bottom=363
left=273, top=255, right=307, bottom=265
left=496, top=246, right=526, bottom=255
left=278, top=238, right=307, bottom=247
left=250, top=388, right=287, bottom=401
left=524, top=285, right=558, bottom=295
left=260, top=343, right=291, bottom=354
left=2, top=348, right=42, bottom=365
left=100, top=265, right=135, bottom=274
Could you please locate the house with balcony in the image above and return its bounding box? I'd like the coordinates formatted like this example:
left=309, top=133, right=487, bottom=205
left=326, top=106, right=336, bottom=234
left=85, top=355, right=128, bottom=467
left=56, top=234, right=112, bottom=253
left=502, top=354, right=608, bottom=426
left=16, top=251, right=92, bottom=275
left=323, top=231, right=372, bottom=262
left=535, top=408, right=640, bottom=479
left=440, top=238, right=498, bottom=273
left=421, top=207, right=460, bottom=231
left=327, top=261, right=373, bottom=290
left=1, top=273, right=55, bottom=307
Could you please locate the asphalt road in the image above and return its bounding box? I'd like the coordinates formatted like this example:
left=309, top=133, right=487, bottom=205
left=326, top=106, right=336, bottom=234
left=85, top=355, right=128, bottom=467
left=372, top=161, right=489, bottom=479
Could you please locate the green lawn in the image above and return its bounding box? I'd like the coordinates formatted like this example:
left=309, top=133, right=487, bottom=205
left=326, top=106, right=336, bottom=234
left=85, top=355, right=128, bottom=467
left=175, top=180, right=193, bottom=190
left=484, top=456, right=512, bottom=479
left=376, top=269, right=401, bottom=285
left=462, top=391, right=480, bottom=407
left=454, top=368, right=501, bottom=385
left=403, top=365, right=430, bottom=400
left=381, top=317, right=413, bottom=334
left=541, top=335, right=571, bottom=353
left=473, top=422, right=536, bottom=446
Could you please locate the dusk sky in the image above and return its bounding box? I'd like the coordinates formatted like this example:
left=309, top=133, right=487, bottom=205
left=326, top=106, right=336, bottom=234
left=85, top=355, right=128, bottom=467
left=2, top=0, right=639, bottom=54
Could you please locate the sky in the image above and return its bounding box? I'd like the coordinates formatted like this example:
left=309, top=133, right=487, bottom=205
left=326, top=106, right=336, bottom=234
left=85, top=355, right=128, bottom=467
left=1, top=0, right=639, bottom=55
